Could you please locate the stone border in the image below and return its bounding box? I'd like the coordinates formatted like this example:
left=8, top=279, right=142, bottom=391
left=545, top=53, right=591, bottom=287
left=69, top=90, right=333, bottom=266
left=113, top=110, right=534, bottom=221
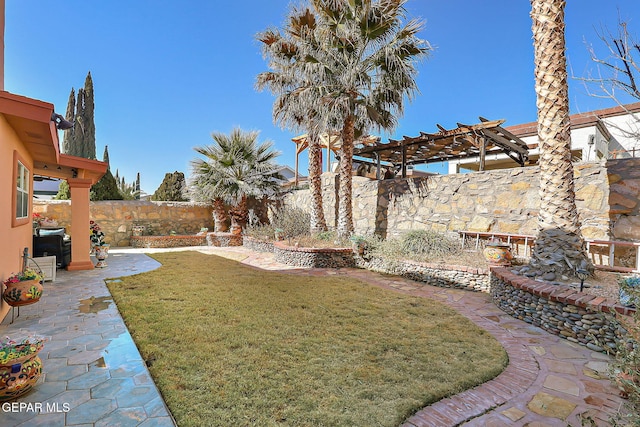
left=273, top=241, right=355, bottom=268
left=490, top=267, right=635, bottom=352
left=206, top=232, right=242, bottom=247
left=243, top=236, right=275, bottom=253
left=130, top=235, right=207, bottom=249
left=356, top=256, right=490, bottom=292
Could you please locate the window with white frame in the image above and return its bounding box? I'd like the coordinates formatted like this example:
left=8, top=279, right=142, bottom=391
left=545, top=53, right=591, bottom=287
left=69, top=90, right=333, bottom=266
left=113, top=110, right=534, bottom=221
left=16, top=160, right=29, bottom=219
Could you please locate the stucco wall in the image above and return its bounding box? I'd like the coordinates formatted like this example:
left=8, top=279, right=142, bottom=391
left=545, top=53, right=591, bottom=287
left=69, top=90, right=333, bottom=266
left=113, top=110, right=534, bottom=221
left=284, top=159, right=640, bottom=242
left=33, top=200, right=214, bottom=247
left=1, top=115, right=35, bottom=320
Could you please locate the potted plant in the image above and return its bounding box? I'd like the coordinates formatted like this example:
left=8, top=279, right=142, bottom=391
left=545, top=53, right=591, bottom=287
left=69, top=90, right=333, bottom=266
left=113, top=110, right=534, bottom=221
left=2, top=268, right=44, bottom=307
left=349, top=235, right=367, bottom=256
left=0, top=336, right=45, bottom=401
left=482, top=237, right=513, bottom=266
left=90, top=220, right=110, bottom=268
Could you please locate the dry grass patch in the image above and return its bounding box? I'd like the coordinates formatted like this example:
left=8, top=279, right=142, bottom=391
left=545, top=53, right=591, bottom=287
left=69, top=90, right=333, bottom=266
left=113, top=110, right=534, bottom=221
left=107, top=251, right=507, bottom=427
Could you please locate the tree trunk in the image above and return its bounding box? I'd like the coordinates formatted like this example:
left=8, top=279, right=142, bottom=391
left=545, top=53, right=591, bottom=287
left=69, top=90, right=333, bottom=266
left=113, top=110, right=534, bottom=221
left=530, top=0, right=592, bottom=276
left=212, top=198, right=229, bottom=233
left=229, top=195, right=248, bottom=235
left=337, top=116, right=355, bottom=238
left=308, top=133, right=327, bottom=233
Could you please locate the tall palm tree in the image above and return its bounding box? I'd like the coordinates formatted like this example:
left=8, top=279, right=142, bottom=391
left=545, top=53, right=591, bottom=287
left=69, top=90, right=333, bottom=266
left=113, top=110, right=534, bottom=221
left=257, top=7, right=328, bottom=233
left=530, top=0, right=591, bottom=276
left=189, top=128, right=283, bottom=235
left=259, top=0, right=430, bottom=238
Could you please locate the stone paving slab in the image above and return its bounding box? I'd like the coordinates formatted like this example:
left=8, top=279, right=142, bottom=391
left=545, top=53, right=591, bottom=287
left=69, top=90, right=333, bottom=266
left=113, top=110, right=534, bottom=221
left=0, top=252, right=176, bottom=427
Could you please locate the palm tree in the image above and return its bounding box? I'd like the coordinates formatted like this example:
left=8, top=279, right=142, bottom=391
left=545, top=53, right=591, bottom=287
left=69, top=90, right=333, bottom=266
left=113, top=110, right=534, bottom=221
left=530, top=0, right=591, bottom=276
left=256, top=7, right=329, bottom=233
left=258, top=0, right=430, bottom=238
left=189, top=128, right=283, bottom=234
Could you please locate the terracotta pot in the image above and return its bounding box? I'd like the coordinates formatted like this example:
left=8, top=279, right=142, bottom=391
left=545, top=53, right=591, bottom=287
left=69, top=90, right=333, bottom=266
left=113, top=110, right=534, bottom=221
left=0, top=353, right=43, bottom=401
left=483, top=245, right=513, bottom=266
left=2, top=279, right=43, bottom=307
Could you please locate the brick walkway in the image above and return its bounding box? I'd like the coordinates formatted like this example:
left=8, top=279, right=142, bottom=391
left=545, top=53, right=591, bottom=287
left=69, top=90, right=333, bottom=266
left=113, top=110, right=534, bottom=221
left=0, top=246, right=628, bottom=426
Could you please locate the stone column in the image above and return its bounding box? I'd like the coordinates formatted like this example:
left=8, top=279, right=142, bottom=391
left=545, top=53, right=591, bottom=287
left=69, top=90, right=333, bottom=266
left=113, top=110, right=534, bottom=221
left=66, top=178, right=94, bottom=271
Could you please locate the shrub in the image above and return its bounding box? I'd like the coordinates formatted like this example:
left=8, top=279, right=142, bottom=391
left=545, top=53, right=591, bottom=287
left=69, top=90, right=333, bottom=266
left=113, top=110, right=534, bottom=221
left=271, top=207, right=310, bottom=239
left=366, top=230, right=464, bottom=263
left=610, top=276, right=640, bottom=425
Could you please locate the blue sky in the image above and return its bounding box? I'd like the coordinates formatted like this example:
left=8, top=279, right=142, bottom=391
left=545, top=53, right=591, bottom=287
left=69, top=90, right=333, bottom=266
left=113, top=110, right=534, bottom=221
left=5, top=1, right=640, bottom=194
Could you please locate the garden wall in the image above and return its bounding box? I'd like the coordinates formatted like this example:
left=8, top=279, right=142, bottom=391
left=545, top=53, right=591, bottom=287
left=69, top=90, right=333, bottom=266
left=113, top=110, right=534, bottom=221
left=33, top=200, right=214, bottom=247
left=490, top=268, right=634, bottom=353
left=283, top=158, right=640, bottom=242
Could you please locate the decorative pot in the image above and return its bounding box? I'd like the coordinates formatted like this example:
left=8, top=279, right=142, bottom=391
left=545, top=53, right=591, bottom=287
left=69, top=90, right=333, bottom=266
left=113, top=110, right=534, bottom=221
left=0, top=346, right=43, bottom=401
left=0, top=355, right=42, bottom=401
left=94, top=245, right=110, bottom=268
left=351, top=241, right=366, bottom=256
left=2, top=279, right=43, bottom=307
left=132, top=226, right=145, bottom=237
left=483, top=245, right=513, bottom=266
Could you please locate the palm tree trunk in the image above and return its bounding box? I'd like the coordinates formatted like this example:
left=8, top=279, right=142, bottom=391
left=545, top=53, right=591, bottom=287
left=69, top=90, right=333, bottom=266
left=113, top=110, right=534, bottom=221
left=212, top=198, right=229, bottom=233
left=308, top=133, right=327, bottom=233
left=229, top=195, right=248, bottom=235
left=337, top=116, right=355, bottom=238
left=530, top=0, right=591, bottom=276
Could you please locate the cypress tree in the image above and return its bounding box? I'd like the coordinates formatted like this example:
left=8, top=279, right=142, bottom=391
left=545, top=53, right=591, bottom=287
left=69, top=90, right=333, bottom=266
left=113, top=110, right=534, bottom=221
left=135, top=173, right=141, bottom=200
left=90, top=144, right=122, bottom=200
left=151, top=172, right=188, bottom=201
left=82, top=72, right=96, bottom=160
left=61, top=88, right=76, bottom=155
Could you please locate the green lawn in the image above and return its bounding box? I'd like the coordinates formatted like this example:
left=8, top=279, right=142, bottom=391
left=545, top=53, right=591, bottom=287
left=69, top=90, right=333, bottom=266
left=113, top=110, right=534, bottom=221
left=107, top=251, right=507, bottom=427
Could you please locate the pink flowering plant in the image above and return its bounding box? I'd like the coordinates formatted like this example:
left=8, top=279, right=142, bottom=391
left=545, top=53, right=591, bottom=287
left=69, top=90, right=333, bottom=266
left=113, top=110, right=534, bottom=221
left=3, top=268, right=43, bottom=286
left=90, top=220, right=107, bottom=246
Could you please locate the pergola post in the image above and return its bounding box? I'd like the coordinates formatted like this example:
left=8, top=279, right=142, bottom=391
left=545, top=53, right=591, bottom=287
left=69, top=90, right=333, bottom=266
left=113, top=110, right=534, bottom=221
left=401, top=143, right=407, bottom=178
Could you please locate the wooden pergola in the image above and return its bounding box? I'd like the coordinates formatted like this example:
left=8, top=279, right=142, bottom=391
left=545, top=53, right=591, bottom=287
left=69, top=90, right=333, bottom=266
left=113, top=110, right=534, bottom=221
left=291, top=132, right=380, bottom=186
left=353, top=118, right=530, bottom=179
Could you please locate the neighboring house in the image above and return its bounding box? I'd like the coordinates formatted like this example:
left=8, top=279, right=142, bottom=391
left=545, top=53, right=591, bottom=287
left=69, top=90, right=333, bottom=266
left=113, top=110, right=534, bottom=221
left=278, top=165, right=307, bottom=188
left=34, top=177, right=61, bottom=199
left=449, top=102, right=640, bottom=173
left=0, top=2, right=107, bottom=322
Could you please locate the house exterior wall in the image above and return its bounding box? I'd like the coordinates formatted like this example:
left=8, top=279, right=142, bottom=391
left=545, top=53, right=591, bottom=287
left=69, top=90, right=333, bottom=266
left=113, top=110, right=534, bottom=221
left=0, top=114, right=34, bottom=320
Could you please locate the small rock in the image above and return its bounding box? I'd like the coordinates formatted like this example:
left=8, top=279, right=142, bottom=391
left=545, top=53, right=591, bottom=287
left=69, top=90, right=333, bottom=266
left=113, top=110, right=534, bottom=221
left=561, top=275, right=569, bottom=281
left=542, top=272, right=556, bottom=281
left=511, top=269, right=521, bottom=275
left=586, top=343, right=604, bottom=352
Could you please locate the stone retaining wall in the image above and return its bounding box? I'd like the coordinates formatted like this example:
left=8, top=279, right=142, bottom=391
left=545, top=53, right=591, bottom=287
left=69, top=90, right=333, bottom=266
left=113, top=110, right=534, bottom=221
left=283, top=159, right=640, bottom=242
left=34, top=200, right=213, bottom=247
left=356, top=257, right=490, bottom=292
left=130, top=235, right=207, bottom=248
left=243, top=236, right=275, bottom=253
left=490, top=268, right=635, bottom=352
left=273, top=242, right=355, bottom=268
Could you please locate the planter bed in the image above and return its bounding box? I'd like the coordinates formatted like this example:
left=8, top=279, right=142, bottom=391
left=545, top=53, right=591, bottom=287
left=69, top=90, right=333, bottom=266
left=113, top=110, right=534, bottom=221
left=243, top=236, right=275, bottom=253
left=273, top=241, right=355, bottom=268
left=490, top=267, right=635, bottom=353
left=206, top=232, right=242, bottom=247
left=356, top=256, right=490, bottom=292
left=131, top=235, right=207, bottom=249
